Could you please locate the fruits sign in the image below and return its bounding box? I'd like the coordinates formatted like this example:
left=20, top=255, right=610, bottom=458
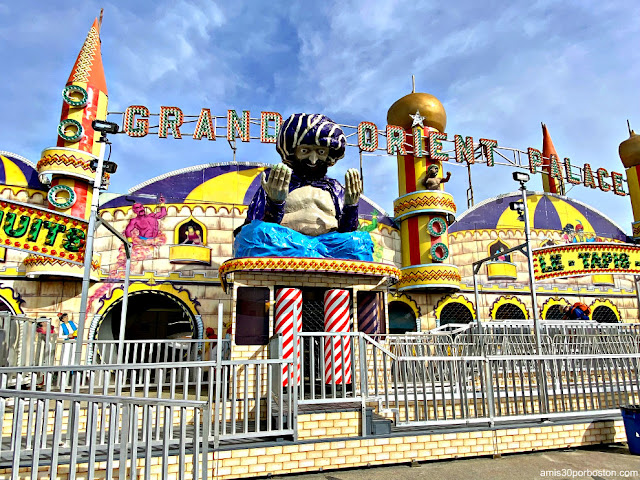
left=0, top=199, right=88, bottom=265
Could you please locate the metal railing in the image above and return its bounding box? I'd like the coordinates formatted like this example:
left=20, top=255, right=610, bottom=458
left=0, top=388, right=210, bottom=480
left=373, top=352, right=640, bottom=427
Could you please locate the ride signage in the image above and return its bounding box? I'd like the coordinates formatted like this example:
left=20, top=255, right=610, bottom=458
left=113, top=106, right=627, bottom=197
left=532, top=242, right=640, bottom=281
left=0, top=200, right=88, bottom=265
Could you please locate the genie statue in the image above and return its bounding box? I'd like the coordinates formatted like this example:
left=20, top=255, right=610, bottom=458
left=235, top=113, right=373, bottom=260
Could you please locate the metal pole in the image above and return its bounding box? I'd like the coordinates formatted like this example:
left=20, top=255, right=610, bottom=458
left=116, top=252, right=131, bottom=364
left=472, top=267, right=483, bottom=331
left=635, top=276, right=640, bottom=320
left=213, top=302, right=223, bottom=449
left=74, top=141, right=106, bottom=366
left=521, top=185, right=542, bottom=354
left=291, top=301, right=299, bottom=441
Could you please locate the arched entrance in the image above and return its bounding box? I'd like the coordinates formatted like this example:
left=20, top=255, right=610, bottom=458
left=91, top=285, right=201, bottom=364
left=102, top=291, right=195, bottom=341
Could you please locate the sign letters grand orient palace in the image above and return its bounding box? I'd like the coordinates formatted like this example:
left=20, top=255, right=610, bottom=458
left=112, top=106, right=627, bottom=197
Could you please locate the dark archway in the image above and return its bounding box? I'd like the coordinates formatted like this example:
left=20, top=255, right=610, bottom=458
left=96, top=291, right=197, bottom=364
left=106, top=292, right=194, bottom=341
left=439, top=302, right=474, bottom=326
left=592, top=306, right=618, bottom=323
left=389, top=302, right=417, bottom=334
left=494, top=303, right=526, bottom=320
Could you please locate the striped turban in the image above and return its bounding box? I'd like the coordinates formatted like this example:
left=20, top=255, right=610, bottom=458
left=276, top=113, right=347, bottom=167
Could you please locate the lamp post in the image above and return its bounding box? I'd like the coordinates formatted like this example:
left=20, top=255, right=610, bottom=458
left=509, top=171, right=542, bottom=354
left=74, top=120, right=120, bottom=366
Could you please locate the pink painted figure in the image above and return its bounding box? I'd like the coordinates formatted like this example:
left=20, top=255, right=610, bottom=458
left=181, top=226, right=203, bottom=245
left=125, top=196, right=167, bottom=242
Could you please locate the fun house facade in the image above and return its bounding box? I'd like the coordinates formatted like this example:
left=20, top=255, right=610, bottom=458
left=2, top=16, right=640, bottom=480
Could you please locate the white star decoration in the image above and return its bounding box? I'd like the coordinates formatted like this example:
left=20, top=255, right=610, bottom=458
left=409, top=109, right=425, bottom=128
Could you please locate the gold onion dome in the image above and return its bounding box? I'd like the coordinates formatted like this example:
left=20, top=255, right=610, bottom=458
left=387, top=92, right=447, bottom=132
left=619, top=129, right=640, bottom=168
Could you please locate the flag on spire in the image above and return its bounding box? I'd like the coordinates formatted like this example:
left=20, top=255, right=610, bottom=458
left=541, top=123, right=565, bottom=195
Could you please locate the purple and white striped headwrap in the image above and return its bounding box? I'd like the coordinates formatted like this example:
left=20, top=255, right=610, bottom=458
left=276, top=113, right=347, bottom=167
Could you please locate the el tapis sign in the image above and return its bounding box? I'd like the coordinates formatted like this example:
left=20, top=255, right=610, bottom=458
left=0, top=200, right=88, bottom=265
left=533, top=242, right=640, bottom=281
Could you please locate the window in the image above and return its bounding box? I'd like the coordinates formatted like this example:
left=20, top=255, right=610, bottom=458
left=357, top=291, right=385, bottom=334
left=174, top=217, right=207, bottom=245
left=488, top=239, right=511, bottom=262
left=388, top=301, right=417, bottom=333
left=544, top=304, right=565, bottom=320
left=235, top=287, right=269, bottom=345
left=592, top=305, right=618, bottom=324
left=494, top=303, right=526, bottom=320
left=439, top=302, right=474, bottom=326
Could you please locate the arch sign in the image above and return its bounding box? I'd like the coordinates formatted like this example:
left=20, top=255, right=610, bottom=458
left=533, top=242, right=640, bottom=281
left=111, top=106, right=627, bottom=197
left=0, top=199, right=88, bottom=265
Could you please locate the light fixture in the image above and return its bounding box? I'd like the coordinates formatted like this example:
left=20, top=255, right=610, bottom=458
left=512, top=171, right=530, bottom=183
left=92, top=119, right=120, bottom=135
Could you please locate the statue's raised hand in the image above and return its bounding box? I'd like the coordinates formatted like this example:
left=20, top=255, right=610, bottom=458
left=262, top=163, right=292, bottom=204
left=344, top=168, right=362, bottom=206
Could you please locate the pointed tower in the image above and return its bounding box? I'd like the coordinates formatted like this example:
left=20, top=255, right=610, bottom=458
left=388, top=90, right=460, bottom=292
left=28, top=17, right=107, bottom=279
left=541, top=124, right=565, bottom=195
left=619, top=124, right=640, bottom=240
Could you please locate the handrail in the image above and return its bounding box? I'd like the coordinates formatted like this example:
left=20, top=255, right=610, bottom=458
left=0, top=388, right=207, bottom=408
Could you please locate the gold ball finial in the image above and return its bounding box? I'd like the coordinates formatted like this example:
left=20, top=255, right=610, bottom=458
left=619, top=121, right=640, bottom=168
left=387, top=90, right=446, bottom=132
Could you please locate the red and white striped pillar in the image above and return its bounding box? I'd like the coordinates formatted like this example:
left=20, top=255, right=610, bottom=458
left=324, top=289, right=352, bottom=385
left=275, top=288, right=302, bottom=386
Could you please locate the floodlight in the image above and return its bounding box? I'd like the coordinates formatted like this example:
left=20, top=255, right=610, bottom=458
left=509, top=201, right=524, bottom=212
left=92, top=120, right=120, bottom=135
left=512, top=171, right=530, bottom=183
left=90, top=160, right=118, bottom=174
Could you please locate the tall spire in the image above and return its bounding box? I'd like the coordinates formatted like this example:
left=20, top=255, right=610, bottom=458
left=56, top=17, right=109, bottom=158
left=66, top=18, right=107, bottom=95
left=541, top=123, right=565, bottom=195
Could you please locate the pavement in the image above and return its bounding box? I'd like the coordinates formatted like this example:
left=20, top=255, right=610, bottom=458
left=277, top=444, right=640, bottom=480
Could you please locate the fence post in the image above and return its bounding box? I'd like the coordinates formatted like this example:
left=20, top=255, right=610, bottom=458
left=213, top=302, right=223, bottom=450
left=536, top=358, right=549, bottom=415
left=483, top=359, right=496, bottom=423
left=291, top=302, right=300, bottom=441
left=359, top=334, right=368, bottom=437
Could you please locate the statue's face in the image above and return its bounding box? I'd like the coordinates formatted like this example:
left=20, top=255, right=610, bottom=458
left=294, top=145, right=329, bottom=179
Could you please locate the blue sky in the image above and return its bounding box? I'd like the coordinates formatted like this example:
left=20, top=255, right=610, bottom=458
left=1, top=1, right=639, bottom=234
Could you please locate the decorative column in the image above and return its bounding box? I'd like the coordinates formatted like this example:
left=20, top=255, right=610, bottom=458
left=275, top=288, right=302, bottom=386
left=28, top=17, right=108, bottom=279
left=323, top=289, right=352, bottom=385
left=619, top=128, right=640, bottom=240
left=388, top=91, right=460, bottom=292
left=357, top=291, right=381, bottom=335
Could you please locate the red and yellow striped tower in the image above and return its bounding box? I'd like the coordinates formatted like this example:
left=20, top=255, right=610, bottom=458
left=389, top=92, right=460, bottom=292
left=28, top=17, right=107, bottom=279
left=619, top=127, right=640, bottom=240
